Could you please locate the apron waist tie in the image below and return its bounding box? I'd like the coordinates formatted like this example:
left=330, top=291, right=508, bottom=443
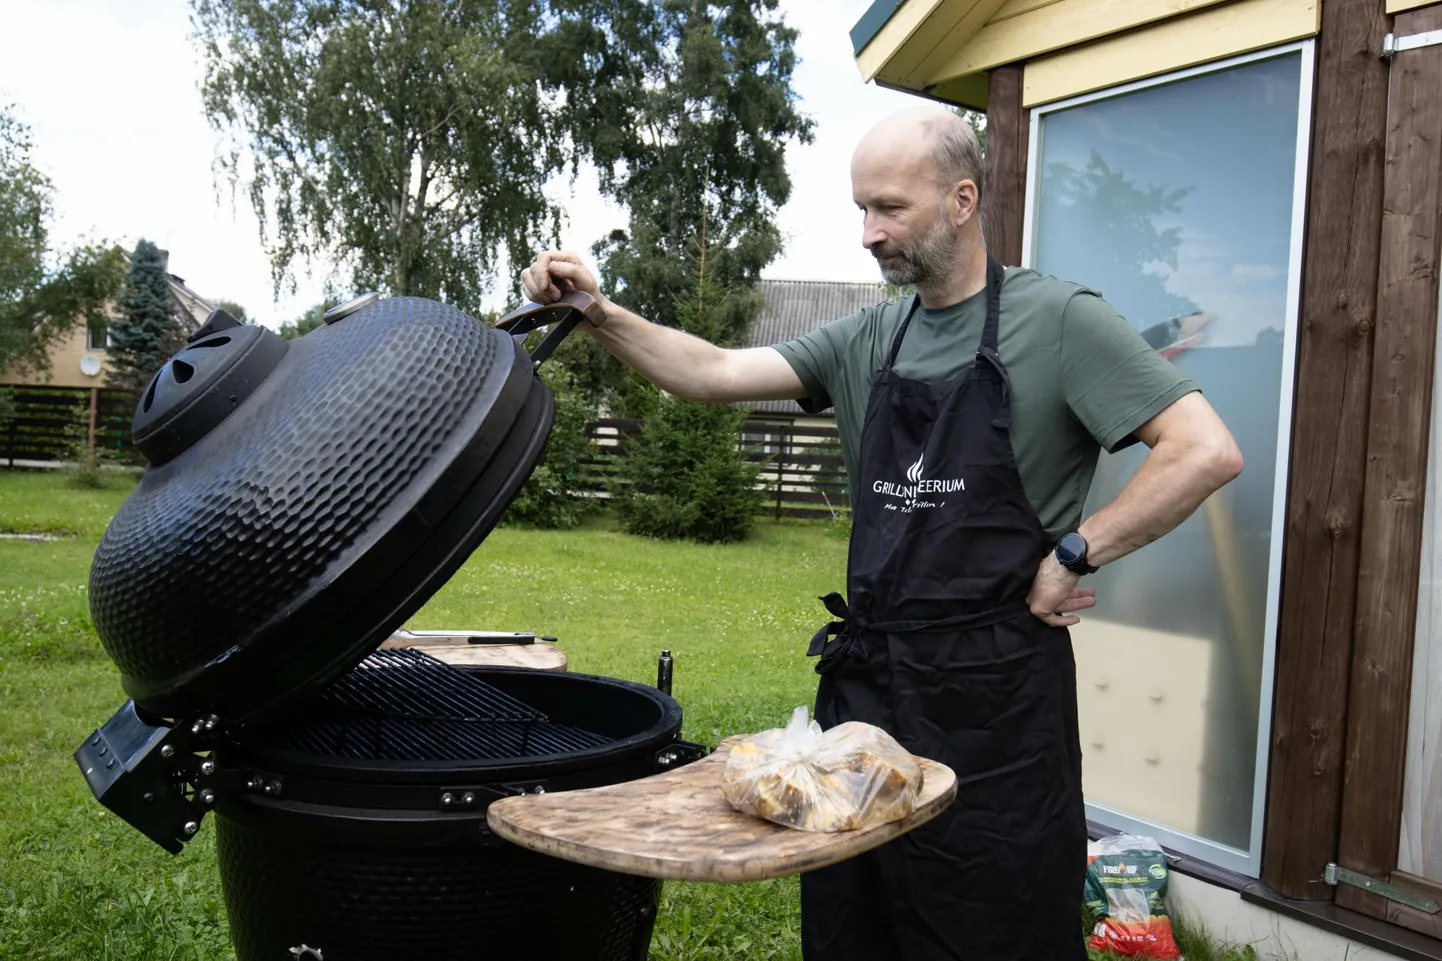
left=806, top=592, right=1033, bottom=675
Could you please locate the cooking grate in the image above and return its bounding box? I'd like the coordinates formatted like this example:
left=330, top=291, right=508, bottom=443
left=267, top=648, right=612, bottom=762
left=318, top=648, right=547, bottom=722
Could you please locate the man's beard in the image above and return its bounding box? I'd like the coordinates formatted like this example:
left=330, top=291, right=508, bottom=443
left=872, top=216, right=962, bottom=288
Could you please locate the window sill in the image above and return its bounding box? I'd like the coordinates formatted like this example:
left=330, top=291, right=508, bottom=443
left=1238, top=883, right=1442, bottom=961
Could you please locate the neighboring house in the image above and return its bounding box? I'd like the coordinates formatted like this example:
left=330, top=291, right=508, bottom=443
left=0, top=250, right=215, bottom=391
left=741, top=278, right=888, bottom=425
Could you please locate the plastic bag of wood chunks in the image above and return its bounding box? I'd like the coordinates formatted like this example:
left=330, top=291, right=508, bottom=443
left=720, top=706, right=923, bottom=833
left=1084, top=834, right=1185, bottom=959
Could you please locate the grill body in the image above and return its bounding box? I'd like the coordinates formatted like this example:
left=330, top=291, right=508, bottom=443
left=215, top=820, right=662, bottom=961
left=209, top=661, right=686, bottom=961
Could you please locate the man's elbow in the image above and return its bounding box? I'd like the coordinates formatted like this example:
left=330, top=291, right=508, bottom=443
left=1199, top=431, right=1244, bottom=490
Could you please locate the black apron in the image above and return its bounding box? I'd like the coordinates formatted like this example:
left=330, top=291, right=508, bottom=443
left=800, top=257, right=1088, bottom=961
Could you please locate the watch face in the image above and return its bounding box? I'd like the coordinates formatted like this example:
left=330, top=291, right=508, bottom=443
left=1056, top=532, right=1085, bottom=566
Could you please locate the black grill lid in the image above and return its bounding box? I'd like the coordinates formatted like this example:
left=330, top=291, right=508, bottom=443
left=87, top=293, right=593, bottom=728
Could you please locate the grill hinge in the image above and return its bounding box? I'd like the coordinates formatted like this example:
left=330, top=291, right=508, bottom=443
left=1383, top=29, right=1442, bottom=59
left=1324, top=863, right=1440, bottom=913
left=73, top=701, right=220, bottom=854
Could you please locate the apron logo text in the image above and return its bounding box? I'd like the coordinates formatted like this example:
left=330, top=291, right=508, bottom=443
left=872, top=454, right=964, bottom=512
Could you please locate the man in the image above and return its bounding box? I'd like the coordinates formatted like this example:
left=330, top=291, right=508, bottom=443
left=517, top=106, right=1243, bottom=960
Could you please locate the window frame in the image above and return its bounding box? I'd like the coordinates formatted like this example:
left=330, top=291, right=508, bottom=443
left=1019, top=39, right=1318, bottom=877
left=86, top=320, right=110, bottom=352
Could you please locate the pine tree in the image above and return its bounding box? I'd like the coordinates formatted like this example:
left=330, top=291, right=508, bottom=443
left=108, top=240, right=185, bottom=398
left=613, top=222, right=764, bottom=544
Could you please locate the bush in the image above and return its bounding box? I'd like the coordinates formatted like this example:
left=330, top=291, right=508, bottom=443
left=503, top=363, right=601, bottom=530
left=613, top=392, right=765, bottom=544
left=61, top=401, right=110, bottom=489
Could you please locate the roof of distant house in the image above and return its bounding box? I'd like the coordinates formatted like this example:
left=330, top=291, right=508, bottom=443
left=744, top=278, right=889, bottom=416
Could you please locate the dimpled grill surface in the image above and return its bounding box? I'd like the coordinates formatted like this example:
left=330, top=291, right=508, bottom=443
left=215, top=815, right=662, bottom=960
left=89, top=297, right=507, bottom=699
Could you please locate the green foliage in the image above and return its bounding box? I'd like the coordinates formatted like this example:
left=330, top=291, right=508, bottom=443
left=552, top=1, right=814, bottom=410
left=0, top=104, right=127, bottom=380
left=106, top=239, right=185, bottom=398
left=586, top=2, right=813, bottom=335
left=193, top=0, right=577, bottom=313
left=613, top=241, right=765, bottom=543
left=192, top=1, right=808, bottom=402
left=952, top=105, right=987, bottom=157
left=276, top=298, right=337, bottom=340
left=614, top=393, right=764, bottom=544
left=213, top=298, right=249, bottom=324
left=503, top=363, right=601, bottom=530
left=59, top=402, right=110, bottom=490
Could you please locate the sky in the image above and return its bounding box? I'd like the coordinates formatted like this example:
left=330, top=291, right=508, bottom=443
left=0, top=0, right=924, bottom=330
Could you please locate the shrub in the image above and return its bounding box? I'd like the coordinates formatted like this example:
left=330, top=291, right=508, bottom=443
left=614, top=391, right=764, bottom=544
left=503, top=363, right=601, bottom=530
left=61, top=401, right=110, bottom=489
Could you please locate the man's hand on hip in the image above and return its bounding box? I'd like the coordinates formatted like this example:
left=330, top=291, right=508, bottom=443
left=1027, top=554, right=1095, bottom=628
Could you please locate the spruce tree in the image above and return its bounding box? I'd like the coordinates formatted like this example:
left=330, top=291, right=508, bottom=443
left=108, top=240, right=185, bottom=399
left=614, top=227, right=764, bottom=544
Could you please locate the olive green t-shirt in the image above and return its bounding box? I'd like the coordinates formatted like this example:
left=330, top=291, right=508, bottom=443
left=770, top=267, right=1198, bottom=540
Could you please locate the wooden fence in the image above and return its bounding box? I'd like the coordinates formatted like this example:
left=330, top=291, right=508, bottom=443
left=1, top=387, right=135, bottom=466
left=584, top=417, right=851, bottom=520
left=1, top=391, right=850, bottom=520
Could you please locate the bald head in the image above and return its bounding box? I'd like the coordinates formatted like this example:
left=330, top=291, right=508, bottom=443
left=851, top=106, right=987, bottom=300
left=853, top=106, right=985, bottom=198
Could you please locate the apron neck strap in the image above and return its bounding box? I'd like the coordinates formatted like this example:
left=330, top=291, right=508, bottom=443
left=885, top=295, right=923, bottom=369
left=884, top=254, right=1007, bottom=369
left=980, top=255, right=1004, bottom=355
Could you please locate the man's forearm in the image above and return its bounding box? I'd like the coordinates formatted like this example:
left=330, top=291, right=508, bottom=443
left=1079, top=436, right=1242, bottom=569
left=587, top=299, right=730, bottom=401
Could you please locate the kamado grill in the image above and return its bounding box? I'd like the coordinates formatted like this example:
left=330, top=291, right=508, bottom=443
left=72, top=291, right=705, bottom=959
left=73, top=290, right=958, bottom=960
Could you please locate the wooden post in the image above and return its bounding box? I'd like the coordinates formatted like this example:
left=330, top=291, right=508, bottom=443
left=88, top=387, right=98, bottom=453
left=775, top=427, right=788, bottom=522
left=1261, top=0, right=1391, bottom=901
left=981, top=65, right=1029, bottom=267
left=1336, top=2, right=1442, bottom=918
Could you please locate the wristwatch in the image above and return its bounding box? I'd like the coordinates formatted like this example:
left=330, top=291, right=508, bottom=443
left=1054, top=531, right=1096, bottom=576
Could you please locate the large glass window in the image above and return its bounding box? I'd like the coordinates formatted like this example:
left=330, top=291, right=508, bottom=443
left=1025, top=45, right=1314, bottom=874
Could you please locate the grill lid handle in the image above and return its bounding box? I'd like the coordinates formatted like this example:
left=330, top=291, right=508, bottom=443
left=495, top=290, right=605, bottom=369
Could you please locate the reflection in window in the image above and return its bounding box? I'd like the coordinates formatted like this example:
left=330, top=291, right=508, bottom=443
left=1031, top=50, right=1305, bottom=863
left=87, top=319, right=110, bottom=351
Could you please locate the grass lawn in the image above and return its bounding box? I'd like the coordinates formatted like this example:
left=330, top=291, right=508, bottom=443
left=0, top=470, right=1260, bottom=961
